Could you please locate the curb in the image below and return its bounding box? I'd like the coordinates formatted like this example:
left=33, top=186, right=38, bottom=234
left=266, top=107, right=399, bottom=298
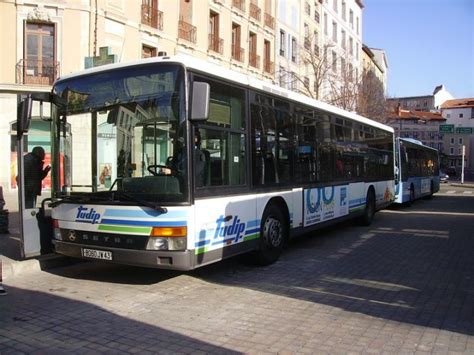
left=1, top=254, right=80, bottom=280
left=450, top=183, right=474, bottom=189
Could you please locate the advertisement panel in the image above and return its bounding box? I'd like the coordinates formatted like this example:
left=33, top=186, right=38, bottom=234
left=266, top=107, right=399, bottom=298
left=304, top=185, right=349, bottom=227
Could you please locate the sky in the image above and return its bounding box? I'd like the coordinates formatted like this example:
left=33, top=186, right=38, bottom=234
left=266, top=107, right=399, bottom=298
left=363, top=0, right=474, bottom=99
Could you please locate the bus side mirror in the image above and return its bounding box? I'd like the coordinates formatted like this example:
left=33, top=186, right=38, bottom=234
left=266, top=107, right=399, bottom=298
left=18, top=95, right=33, bottom=137
left=190, top=82, right=210, bottom=121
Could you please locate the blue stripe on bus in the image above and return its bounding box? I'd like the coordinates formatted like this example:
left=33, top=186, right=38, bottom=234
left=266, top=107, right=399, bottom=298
left=100, top=219, right=187, bottom=227
left=246, top=220, right=260, bottom=228
left=245, top=228, right=260, bottom=235
left=103, top=209, right=187, bottom=218
left=349, top=198, right=366, bottom=207
left=195, top=239, right=210, bottom=247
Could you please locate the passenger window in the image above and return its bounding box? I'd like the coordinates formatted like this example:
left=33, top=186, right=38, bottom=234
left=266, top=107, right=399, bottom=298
left=193, top=76, right=246, bottom=189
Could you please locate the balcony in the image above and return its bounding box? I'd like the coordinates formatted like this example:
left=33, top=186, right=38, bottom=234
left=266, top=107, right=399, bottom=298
left=178, top=20, right=197, bottom=43
left=249, top=2, right=261, bottom=21
left=232, top=0, right=246, bottom=12
left=249, top=53, right=260, bottom=69
left=264, top=60, right=274, bottom=74
left=16, top=59, right=59, bottom=86
left=209, top=34, right=224, bottom=54
left=232, top=45, right=245, bottom=62
left=141, top=4, right=163, bottom=30
left=264, top=13, right=274, bottom=29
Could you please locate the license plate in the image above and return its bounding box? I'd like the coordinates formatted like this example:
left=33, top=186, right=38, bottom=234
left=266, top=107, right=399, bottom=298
left=82, top=248, right=112, bottom=261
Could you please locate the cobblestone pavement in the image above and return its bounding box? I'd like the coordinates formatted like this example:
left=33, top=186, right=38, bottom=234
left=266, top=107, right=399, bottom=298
left=1, top=189, right=473, bottom=354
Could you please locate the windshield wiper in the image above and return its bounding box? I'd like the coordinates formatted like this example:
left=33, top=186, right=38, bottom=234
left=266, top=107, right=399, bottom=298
left=49, top=193, right=108, bottom=207
left=112, top=191, right=168, bottom=213
left=49, top=191, right=167, bottom=213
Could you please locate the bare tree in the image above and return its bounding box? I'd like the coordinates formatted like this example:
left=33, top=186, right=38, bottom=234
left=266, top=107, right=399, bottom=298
left=357, top=69, right=387, bottom=122
left=327, top=63, right=360, bottom=111
left=277, top=35, right=335, bottom=101
left=279, top=35, right=361, bottom=112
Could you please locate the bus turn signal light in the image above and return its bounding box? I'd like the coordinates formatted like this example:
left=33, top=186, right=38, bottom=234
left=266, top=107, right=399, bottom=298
left=150, top=226, right=187, bottom=237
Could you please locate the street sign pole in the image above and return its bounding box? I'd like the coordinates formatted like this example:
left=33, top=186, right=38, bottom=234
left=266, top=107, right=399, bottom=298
left=461, top=145, right=465, bottom=184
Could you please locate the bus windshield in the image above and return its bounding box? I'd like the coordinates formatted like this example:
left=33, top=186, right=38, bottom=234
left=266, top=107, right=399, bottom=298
left=52, top=63, right=188, bottom=204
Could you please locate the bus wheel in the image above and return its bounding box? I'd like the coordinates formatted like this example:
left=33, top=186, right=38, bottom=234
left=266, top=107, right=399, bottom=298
left=426, top=182, right=434, bottom=199
left=408, top=185, right=415, bottom=205
left=358, top=189, right=375, bottom=226
left=257, top=204, right=288, bottom=265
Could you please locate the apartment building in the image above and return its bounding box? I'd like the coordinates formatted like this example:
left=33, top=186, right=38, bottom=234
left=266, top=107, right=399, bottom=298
left=362, top=45, right=387, bottom=94
left=0, top=0, right=277, bottom=197
left=440, top=98, right=474, bottom=174
left=387, top=85, right=453, bottom=112
left=276, top=0, right=320, bottom=95
left=275, top=0, right=363, bottom=106
left=386, top=108, right=446, bottom=151
left=319, top=0, right=363, bottom=106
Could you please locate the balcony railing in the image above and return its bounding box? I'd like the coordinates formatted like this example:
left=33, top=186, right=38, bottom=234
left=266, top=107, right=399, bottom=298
left=232, top=45, right=245, bottom=62
left=263, top=60, right=274, bottom=74
left=16, top=59, right=59, bottom=86
left=208, top=34, right=224, bottom=54
left=249, top=2, right=261, bottom=21
left=178, top=20, right=197, bottom=43
left=141, top=4, right=163, bottom=30
left=249, top=53, right=260, bottom=69
left=232, top=0, right=246, bottom=12
left=264, top=13, right=274, bottom=29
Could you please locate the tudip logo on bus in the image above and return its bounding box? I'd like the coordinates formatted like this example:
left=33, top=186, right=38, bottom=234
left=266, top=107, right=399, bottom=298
left=76, top=206, right=101, bottom=224
left=214, top=215, right=246, bottom=242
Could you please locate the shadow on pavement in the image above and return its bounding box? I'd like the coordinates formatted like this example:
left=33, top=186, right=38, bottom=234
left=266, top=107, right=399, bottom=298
left=388, top=194, right=474, bottom=214
left=191, top=196, right=474, bottom=336
left=47, top=260, right=182, bottom=285
left=0, top=286, right=239, bottom=353
left=0, top=211, right=22, bottom=261
left=35, top=194, right=474, bottom=337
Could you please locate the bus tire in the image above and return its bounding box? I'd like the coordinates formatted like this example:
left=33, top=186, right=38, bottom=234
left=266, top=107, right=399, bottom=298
left=408, top=185, right=415, bottom=205
left=425, top=181, right=434, bottom=199
left=256, top=204, right=288, bottom=266
left=358, top=188, right=375, bottom=226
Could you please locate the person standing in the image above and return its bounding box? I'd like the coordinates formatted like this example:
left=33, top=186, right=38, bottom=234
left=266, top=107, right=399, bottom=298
left=0, top=257, right=6, bottom=295
left=23, top=146, right=51, bottom=209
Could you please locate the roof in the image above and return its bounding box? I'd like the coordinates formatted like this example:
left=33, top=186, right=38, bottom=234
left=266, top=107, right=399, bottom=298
left=398, top=138, right=438, bottom=152
left=386, top=109, right=445, bottom=121
left=440, top=98, right=474, bottom=109
left=55, top=55, right=394, bottom=133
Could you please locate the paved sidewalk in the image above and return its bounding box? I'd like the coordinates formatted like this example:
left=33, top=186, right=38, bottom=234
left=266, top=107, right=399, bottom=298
left=0, top=210, right=75, bottom=280
left=1, top=190, right=474, bottom=353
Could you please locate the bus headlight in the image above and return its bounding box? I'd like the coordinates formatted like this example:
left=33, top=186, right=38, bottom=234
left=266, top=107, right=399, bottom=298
left=146, top=226, right=187, bottom=251
left=146, top=237, right=187, bottom=251
left=52, top=219, right=62, bottom=240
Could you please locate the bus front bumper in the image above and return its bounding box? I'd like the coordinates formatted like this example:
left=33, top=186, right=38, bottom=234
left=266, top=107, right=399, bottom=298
left=54, top=241, right=195, bottom=270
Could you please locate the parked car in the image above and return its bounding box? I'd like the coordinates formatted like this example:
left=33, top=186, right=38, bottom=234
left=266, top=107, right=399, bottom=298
left=445, top=167, right=457, bottom=177
left=440, top=170, right=449, bottom=183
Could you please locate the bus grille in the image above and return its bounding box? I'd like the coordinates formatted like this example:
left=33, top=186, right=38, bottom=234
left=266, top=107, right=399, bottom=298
left=61, top=229, right=148, bottom=250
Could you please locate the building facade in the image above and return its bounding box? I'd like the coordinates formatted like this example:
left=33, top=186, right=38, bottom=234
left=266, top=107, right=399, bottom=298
left=386, top=108, right=446, bottom=151
left=275, top=0, right=364, bottom=108
left=319, top=0, right=363, bottom=108
left=368, top=47, right=387, bottom=94
left=387, top=85, right=453, bottom=112
left=0, top=0, right=278, bottom=203
left=440, top=98, right=474, bottom=176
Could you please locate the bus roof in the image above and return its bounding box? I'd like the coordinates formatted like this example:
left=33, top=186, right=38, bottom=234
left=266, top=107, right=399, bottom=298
left=55, top=55, right=394, bottom=133
left=398, top=137, right=438, bottom=151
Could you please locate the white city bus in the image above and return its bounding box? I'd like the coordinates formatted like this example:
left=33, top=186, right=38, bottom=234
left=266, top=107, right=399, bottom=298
left=394, top=137, right=440, bottom=204
left=38, top=56, right=395, bottom=270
